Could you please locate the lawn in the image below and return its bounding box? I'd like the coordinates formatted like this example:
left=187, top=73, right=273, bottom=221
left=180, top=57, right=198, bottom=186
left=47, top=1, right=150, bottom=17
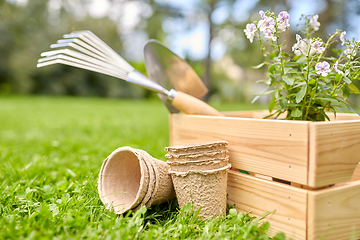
left=0, top=95, right=285, bottom=239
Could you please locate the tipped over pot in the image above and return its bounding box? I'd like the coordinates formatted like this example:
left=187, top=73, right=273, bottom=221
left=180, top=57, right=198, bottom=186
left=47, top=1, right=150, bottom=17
left=98, top=147, right=175, bottom=214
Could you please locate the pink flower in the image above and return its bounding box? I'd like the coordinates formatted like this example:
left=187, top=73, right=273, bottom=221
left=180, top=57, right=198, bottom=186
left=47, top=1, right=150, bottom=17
left=258, top=16, right=275, bottom=32
left=316, top=61, right=331, bottom=77
left=344, top=44, right=356, bottom=59
left=333, top=61, right=343, bottom=75
left=340, top=31, right=346, bottom=45
left=259, top=10, right=266, bottom=20
left=292, top=34, right=311, bottom=56
left=311, top=39, right=325, bottom=54
left=244, top=23, right=257, bottom=43
left=310, top=14, right=320, bottom=31
left=263, top=28, right=276, bottom=41
left=277, top=11, right=290, bottom=32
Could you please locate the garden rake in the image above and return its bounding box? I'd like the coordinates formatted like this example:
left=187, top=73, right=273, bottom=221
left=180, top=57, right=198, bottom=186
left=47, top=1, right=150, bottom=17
left=37, top=31, right=222, bottom=116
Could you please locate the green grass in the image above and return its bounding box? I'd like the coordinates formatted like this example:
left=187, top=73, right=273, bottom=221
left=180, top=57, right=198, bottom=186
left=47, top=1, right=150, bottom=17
left=0, top=95, right=286, bottom=239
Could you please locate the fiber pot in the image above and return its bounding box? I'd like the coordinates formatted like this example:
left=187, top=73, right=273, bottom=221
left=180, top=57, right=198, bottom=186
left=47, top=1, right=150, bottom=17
left=165, top=150, right=229, bottom=162
left=133, top=152, right=156, bottom=210
left=170, top=163, right=231, bottom=219
left=165, top=141, right=228, bottom=155
left=98, top=147, right=150, bottom=214
left=167, top=157, right=229, bottom=172
left=145, top=154, right=176, bottom=206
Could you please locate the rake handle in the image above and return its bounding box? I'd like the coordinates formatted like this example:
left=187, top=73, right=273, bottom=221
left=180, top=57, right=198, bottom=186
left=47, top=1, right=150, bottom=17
left=171, top=91, right=224, bottom=116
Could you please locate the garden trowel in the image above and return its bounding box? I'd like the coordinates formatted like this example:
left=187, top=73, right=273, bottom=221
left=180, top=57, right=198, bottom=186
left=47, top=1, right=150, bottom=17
left=144, top=40, right=209, bottom=114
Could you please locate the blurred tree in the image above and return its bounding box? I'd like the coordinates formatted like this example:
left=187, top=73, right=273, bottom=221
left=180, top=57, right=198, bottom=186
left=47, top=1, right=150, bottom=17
left=0, top=0, right=153, bottom=98
left=0, top=0, right=359, bottom=104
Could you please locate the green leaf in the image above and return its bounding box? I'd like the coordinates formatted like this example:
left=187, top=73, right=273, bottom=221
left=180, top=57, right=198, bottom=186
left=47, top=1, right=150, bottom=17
left=335, top=74, right=342, bottom=82
left=268, top=96, right=276, bottom=112
left=291, top=108, right=302, bottom=118
left=343, top=76, right=352, bottom=84
left=296, top=84, right=307, bottom=103
left=252, top=62, right=265, bottom=69
left=264, top=110, right=282, bottom=119
left=282, top=76, right=294, bottom=85
left=272, top=232, right=287, bottom=240
left=281, top=52, right=289, bottom=57
left=317, top=97, right=348, bottom=111
left=349, top=83, right=360, bottom=94
left=348, top=105, right=360, bottom=116
left=269, top=52, right=276, bottom=60
left=284, top=67, right=292, bottom=74
left=286, top=103, right=302, bottom=107
left=256, top=79, right=268, bottom=83
left=255, top=89, right=277, bottom=97
left=308, top=79, right=316, bottom=87
left=252, top=86, right=271, bottom=103
left=337, top=98, right=350, bottom=111
left=343, top=85, right=350, bottom=100
left=322, top=56, right=337, bottom=61
left=251, top=95, right=260, bottom=104
left=285, top=61, right=303, bottom=66
left=269, top=64, right=276, bottom=74
left=279, top=99, right=288, bottom=109
left=296, top=56, right=307, bottom=63
left=319, top=110, right=331, bottom=121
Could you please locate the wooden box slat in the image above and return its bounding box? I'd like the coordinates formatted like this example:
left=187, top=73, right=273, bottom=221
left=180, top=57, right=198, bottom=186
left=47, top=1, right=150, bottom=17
left=309, top=121, right=360, bottom=187
left=170, top=114, right=309, bottom=185
left=307, top=180, right=360, bottom=240
left=169, top=111, right=360, bottom=188
left=228, top=170, right=360, bottom=240
left=227, top=170, right=307, bottom=240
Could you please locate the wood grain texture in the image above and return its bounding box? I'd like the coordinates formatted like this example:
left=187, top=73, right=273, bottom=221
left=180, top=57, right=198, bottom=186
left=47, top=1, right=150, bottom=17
left=227, top=170, right=307, bottom=240
left=352, top=163, right=360, bottom=181
left=170, top=111, right=360, bottom=187
left=308, top=120, right=360, bottom=188
left=327, top=113, right=360, bottom=121
left=170, top=114, right=310, bottom=185
left=307, top=180, right=360, bottom=240
left=228, top=170, right=360, bottom=240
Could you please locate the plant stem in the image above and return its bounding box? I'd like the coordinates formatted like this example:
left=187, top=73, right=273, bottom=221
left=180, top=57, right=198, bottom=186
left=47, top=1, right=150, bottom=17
left=303, top=47, right=313, bottom=120
left=258, top=28, right=270, bottom=72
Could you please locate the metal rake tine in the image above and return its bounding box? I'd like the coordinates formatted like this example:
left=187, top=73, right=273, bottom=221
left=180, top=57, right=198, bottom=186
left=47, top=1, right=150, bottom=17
left=63, top=30, right=117, bottom=58
left=37, top=54, right=128, bottom=80
left=39, top=48, right=125, bottom=74
left=50, top=40, right=121, bottom=69
left=37, top=53, right=167, bottom=96
left=79, top=31, right=133, bottom=69
left=55, top=37, right=123, bottom=65
left=36, top=58, right=122, bottom=79
left=63, top=31, right=133, bottom=70
left=63, top=31, right=121, bottom=60
left=54, top=39, right=108, bottom=60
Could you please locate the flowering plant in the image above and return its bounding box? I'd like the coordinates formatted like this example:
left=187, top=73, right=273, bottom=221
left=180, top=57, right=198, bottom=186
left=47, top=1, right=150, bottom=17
left=244, top=10, right=360, bottom=121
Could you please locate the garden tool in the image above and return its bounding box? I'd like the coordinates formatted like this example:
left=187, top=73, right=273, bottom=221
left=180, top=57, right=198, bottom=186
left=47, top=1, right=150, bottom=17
left=37, top=30, right=223, bottom=116
left=143, top=39, right=208, bottom=114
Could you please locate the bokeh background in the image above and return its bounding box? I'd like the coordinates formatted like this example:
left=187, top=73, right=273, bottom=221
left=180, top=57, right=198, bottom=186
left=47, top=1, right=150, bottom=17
left=1, top=0, right=360, bottom=106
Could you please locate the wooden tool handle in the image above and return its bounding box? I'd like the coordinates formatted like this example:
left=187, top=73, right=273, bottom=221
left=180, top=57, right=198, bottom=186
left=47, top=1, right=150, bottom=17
left=171, top=91, right=224, bottom=116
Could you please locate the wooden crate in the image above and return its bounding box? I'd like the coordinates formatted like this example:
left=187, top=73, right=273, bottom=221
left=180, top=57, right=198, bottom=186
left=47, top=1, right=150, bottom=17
left=169, top=111, right=360, bottom=239
left=169, top=111, right=360, bottom=188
